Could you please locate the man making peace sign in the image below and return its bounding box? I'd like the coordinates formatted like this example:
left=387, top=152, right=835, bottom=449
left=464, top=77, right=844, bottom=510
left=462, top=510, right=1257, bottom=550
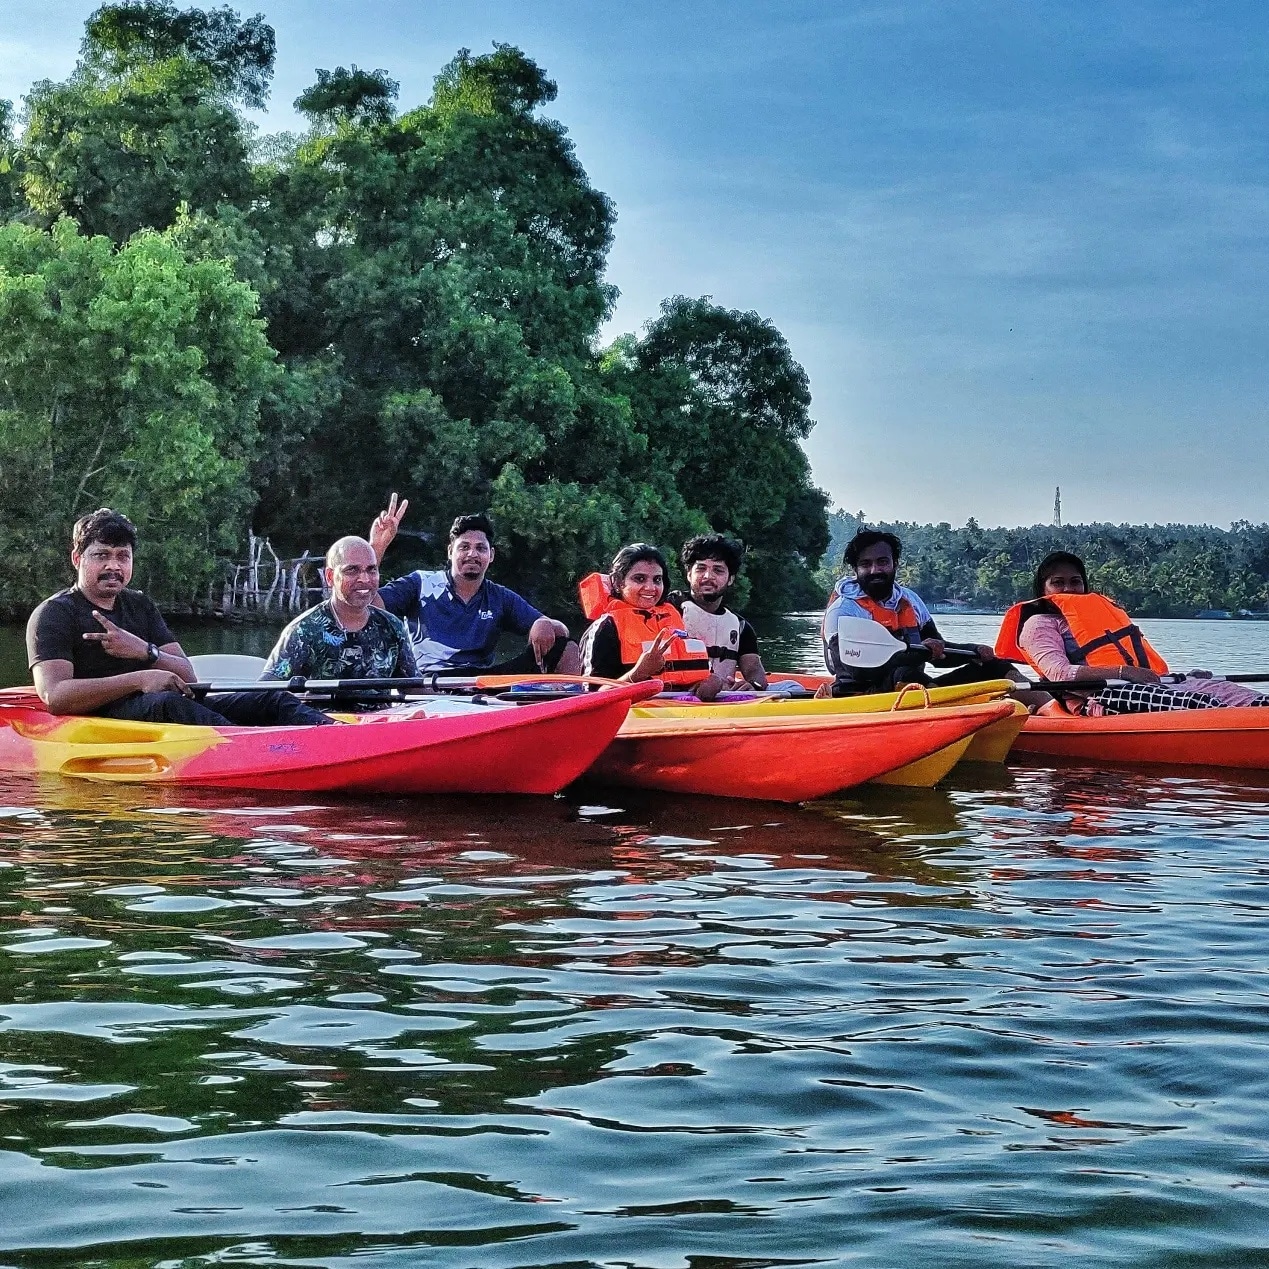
left=26, top=509, right=329, bottom=727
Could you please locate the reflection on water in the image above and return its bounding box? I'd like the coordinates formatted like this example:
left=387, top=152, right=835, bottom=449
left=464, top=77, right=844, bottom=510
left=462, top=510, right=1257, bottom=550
left=4, top=765, right=1269, bottom=1264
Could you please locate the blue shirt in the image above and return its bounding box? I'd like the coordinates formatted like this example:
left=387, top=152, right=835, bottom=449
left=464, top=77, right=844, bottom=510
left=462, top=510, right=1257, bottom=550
left=378, top=569, right=544, bottom=671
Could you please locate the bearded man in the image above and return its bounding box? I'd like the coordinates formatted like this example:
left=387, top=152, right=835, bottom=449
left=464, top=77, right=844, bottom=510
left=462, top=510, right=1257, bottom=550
left=823, top=529, right=1010, bottom=696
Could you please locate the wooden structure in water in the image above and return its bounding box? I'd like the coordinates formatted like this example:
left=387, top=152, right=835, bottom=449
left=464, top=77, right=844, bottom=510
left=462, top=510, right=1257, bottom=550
left=219, top=533, right=326, bottom=616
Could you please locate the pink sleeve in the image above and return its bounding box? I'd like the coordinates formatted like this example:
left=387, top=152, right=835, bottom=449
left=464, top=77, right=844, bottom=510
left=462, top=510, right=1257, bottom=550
left=1017, top=614, right=1080, bottom=681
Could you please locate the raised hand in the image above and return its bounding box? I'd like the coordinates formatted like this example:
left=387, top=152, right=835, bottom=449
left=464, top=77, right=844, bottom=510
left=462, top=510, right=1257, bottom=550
left=631, top=628, right=674, bottom=682
left=369, top=492, right=410, bottom=563
left=83, top=610, right=150, bottom=660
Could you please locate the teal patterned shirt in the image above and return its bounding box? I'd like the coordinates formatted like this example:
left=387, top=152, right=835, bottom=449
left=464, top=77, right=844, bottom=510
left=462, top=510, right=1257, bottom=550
left=261, top=602, right=418, bottom=681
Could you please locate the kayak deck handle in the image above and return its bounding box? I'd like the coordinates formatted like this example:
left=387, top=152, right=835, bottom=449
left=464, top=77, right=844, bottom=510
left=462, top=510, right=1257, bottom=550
left=61, top=753, right=173, bottom=779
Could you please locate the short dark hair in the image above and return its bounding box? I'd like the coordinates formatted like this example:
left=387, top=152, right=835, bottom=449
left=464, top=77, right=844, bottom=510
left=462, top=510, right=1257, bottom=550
left=844, top=528, right=902, bottom=569
left=1033, top=551, right=1088, bottom=598
left=609, top=542, right=670, bottom=597
left=680, top=533, right=744, bottom=578
left=449, top=513, right=494, bottom=546
left=72, top=508, right=137, bottom=555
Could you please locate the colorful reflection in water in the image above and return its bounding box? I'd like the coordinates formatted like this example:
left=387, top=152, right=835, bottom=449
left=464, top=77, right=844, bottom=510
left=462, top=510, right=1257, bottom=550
left=3, top=762, right=1269, bottom=1265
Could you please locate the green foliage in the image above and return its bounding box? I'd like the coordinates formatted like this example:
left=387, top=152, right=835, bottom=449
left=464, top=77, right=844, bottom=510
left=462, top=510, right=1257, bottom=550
left=81, top=1, right=276, bottom=108
left=0, top=218, right=276, bottom=613
left=819, top=510, right=1269, bottom=617
left=295, top=66, right=398, bottom=125
left=0, top=11, right=829, bottom=618
left=21, top=57, right=253, bottom=241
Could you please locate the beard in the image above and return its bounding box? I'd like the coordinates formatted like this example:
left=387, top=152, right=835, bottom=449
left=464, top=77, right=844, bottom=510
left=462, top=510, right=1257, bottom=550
left=860, top=573, right=895, bottom=601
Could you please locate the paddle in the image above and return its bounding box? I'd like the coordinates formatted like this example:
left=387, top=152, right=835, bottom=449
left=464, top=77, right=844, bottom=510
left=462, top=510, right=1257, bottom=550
left=187, top=673, right=611, bottom=700
left=833, top=616, right=980, bottom=670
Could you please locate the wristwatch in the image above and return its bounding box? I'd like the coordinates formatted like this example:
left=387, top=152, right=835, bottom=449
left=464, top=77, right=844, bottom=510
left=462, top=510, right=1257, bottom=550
left=145, top=642, right=160, bottom=665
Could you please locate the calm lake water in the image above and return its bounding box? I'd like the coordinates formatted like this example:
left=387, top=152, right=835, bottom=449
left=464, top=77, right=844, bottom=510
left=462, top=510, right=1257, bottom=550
left=2, top=616, right=1269, bottom=1265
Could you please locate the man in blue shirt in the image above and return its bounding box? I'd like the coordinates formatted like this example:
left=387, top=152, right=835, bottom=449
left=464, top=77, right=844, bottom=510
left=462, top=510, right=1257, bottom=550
left=370, top=497, right=580, bottom=675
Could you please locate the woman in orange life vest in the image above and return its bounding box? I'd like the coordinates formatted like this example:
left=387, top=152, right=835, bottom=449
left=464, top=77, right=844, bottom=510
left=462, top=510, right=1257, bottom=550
left=995, top=551, right=1269, bottom=714
left=578, top=544, right=714, bottom=692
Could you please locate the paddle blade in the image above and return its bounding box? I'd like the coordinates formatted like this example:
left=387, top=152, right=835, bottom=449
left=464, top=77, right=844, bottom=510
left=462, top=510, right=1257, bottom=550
left=834, top=616, right=908, bottom=668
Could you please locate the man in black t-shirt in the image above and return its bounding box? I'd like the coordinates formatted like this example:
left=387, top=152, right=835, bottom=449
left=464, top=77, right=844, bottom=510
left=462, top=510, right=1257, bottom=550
left=26, top=509, right=330, bottom=727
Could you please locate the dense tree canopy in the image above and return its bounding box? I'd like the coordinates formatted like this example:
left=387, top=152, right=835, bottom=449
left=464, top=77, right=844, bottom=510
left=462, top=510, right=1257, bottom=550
left=0, top=6, right=832, bottom=618
left=820, top=511, right=1269, bottom=617
left=0, top=217, right=276, bottom=608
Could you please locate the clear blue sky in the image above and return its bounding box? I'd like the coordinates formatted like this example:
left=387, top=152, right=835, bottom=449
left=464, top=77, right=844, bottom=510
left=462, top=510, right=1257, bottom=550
left=5, top=1, right=1269, bottom=528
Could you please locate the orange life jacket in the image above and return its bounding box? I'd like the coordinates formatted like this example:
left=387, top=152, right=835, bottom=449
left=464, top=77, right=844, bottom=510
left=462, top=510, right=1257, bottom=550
left=578, top=573, right=710, bottom=685
left=855, top=594, right=923, bottom=639
left=995, top=592, right=1169, bottom=674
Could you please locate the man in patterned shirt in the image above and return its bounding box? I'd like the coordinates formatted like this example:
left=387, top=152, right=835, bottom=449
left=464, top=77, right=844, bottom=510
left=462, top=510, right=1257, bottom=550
left=262, top=537, right=418, bottom=684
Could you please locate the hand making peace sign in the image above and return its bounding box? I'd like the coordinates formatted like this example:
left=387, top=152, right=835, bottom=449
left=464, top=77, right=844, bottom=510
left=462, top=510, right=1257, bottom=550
left=369, top=492, right=410, bottom=564
left=82, top=610, right=151, bottom=660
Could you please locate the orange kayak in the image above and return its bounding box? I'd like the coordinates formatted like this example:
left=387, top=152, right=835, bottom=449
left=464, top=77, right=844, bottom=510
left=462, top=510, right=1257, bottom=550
left=1014, top=706, right=1269, bottom=770
left=0, top=682, right=657, bottom=795
left=587, top=700, right=1018, bottom=802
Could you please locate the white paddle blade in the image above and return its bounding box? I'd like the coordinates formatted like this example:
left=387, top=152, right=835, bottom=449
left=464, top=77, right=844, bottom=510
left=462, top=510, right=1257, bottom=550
left=834, top=616, right=907, bottom=668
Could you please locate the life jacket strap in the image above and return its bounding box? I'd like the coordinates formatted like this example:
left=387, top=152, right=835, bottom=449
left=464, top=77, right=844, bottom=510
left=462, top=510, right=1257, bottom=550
left=1074, top=623, right=1151, bottom=668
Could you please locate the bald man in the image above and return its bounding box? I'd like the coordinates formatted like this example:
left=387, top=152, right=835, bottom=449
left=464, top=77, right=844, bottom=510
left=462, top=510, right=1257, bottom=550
left=261, top=537, right=418, bottom=683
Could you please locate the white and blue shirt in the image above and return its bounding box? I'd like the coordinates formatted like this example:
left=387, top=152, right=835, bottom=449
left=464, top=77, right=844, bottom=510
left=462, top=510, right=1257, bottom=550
left=822, top=579, right=936, bottom=687
left=378, top=569, right=544, bottom=671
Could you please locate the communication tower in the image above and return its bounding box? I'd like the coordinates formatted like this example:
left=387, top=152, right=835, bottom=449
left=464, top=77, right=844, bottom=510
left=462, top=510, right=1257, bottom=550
left=1053, top=486, right=1062, bottom=528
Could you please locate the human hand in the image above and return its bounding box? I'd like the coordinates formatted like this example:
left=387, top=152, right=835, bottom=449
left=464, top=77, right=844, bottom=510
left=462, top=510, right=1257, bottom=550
left=976, top=644, right=996, bottom=663
left=692, top=673, right=727, bottom=701
left=136, top=669, right=193, bottom=697
left=1188, top=668, right=1213, bottom=679
left=921, top=637, right=946, bottom=661
left=527, top=617, right=556, bottom=669
left=631, top=629, right=673, bottom=681
left=369, top=492, right=409, bottom=563
left=83, top=611, right=150, bottom=660
left=1117, top=666, right=1159, bottom=685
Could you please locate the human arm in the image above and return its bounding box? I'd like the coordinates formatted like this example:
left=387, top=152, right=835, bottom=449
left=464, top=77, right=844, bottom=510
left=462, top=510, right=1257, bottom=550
left=33, top=660, right=192, bottom=714
left=392, top=623, right=419, bottom=679
left=581, top=615, right=665, bottom=683
left=368, top=492, right=409, bottom=564
left=1017, top=615, right=1158, bottom=683
left=259, top=619, right=309, bottom=682
left=82, top=612, right=195, bottom=681
left=917, top=619, right=946, bottom=663
left=527, top=616, right=569, bottom=668
left=736, top=622, right=767, bottom=688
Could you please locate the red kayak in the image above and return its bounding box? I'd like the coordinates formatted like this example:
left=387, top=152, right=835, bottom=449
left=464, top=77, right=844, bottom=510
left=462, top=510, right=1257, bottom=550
left=0, top=682, right=658, bottom=795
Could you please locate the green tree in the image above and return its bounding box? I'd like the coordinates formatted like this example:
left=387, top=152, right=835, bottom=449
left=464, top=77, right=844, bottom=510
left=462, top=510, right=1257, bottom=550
left=0, top=218, right=276, bottom=613
left=18, top=2, right=267, bottom=241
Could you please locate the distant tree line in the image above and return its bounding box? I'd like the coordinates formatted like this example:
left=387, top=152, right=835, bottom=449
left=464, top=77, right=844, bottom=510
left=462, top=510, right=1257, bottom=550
left=0, top=3, right=829, bottom=618
left=818, top=511, right=1269, bottom=617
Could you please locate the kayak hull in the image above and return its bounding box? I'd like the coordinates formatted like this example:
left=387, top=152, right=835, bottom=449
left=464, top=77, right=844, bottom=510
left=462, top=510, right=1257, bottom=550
left=588, top=701, right=1017, bottom=802
left=0, top=682, right=657, bottom=795
left=646, top=679, right=1027, bottom=786
left=1014, top=706, right=1269, bottom=770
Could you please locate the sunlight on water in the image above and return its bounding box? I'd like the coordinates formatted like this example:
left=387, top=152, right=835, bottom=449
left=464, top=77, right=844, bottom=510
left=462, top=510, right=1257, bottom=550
left=4, top=619, right=1269, bottom=1264
left=1, top=762, right=1269, bottom=1266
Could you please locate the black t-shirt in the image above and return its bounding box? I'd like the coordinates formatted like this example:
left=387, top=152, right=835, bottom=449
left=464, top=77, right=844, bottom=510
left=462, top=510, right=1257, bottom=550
left=579, top=614, right=625, bottom=679
left=27, top=587, right=176, bottom=678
